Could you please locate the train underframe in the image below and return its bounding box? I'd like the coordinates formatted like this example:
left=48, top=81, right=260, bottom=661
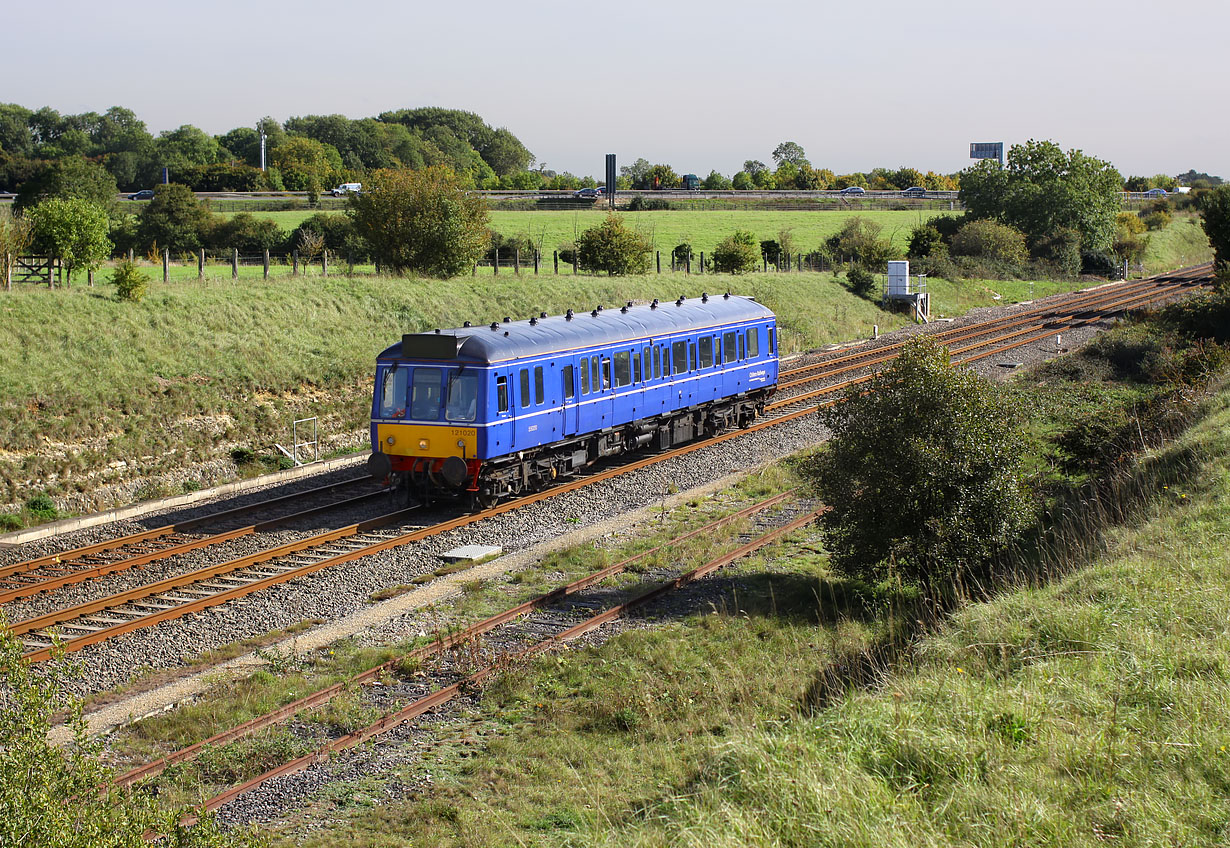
left=385, top=388, right=772, bottom=510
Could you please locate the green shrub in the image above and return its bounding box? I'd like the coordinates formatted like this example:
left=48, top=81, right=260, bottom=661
left=671, top=242, right=693, bottom=267
left=210, top=212, right=286, bottom=253
left=0, top=513, right=23, bottom=532
left=907, top=224, right=944, bottom=258
left=577, top=214, right=652, bottom=275
left=823, top=217, right=897, bottom=269
left=950, top=219, right=1028, bottom=264
left=846, top=267, right=876, bottom=298
left=24, top=493, right=58, bottom=521
left=110, top=258, right=149, bottom=302
left=1140, top=210, right=1172, bottom=231
left=711, top=230, right=760, bottom=274
left=1030, top=226, right=1082, bottom=275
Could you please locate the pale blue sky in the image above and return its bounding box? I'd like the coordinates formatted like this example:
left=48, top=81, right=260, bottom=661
left=10, top=0, right=1227, bottom=179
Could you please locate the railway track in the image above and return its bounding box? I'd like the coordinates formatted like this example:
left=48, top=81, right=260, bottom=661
left=111, top=492, right=820, bottom=825
left=7, top=264, right=1211, bottom=664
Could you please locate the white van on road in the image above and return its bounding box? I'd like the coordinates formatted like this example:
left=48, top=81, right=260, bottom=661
left=330, top=183, right=362, bottom=196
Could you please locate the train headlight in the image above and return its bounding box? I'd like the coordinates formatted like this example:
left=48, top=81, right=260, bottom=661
left=419, top=439, right=429, bottom=450
left=386, top=436, right=395, bottom=446
left=457, top=439, right=465, bottom=448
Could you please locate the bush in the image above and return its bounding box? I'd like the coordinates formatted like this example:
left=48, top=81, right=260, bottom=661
left=712, top=230, right=760, bottom=274
left=1081, top=250, right=1118, bottom=277
left=0, top=513, right=23, bottom=532
left=288, top=213, right=369, bottom=262
left=24, top=493, right=58, bottom=522
left=1030, top=226, right=1082, bottom=275
left=349, top=166, right=489, bottom=278
left=672, top=242, right=694, bottom=267
left=823, top=217, right=896, bottom=269
left=110, top=258, right=149, bottom=302
left=577, top=214, right=652, bottom=275
left=760, top=239, right=781, bottom=266
left=907, top=224, right=944, bottom=259
left=846, top=267, right=876, bottom=298
left=137, top=183, right=216, bottom=253
left=949, top=219, right=1028, bottom=264
left=625, top=195, right=671, bottom=211
left=1140, top=210, right=1171, bottom=231
left=557, top=241, right=578, bottom=266
left=1201, top=185, right=1230, bottom=273
left=804, top=336, right=1032, bottom=589
left=210, top=212, right=286, bottom=253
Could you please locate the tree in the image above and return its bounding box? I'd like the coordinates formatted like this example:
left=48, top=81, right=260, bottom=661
left=349, top=165, right=489, bottom=277
left=619, top=157, right=652, bottom=189
left=824, top=217, right=896, bottom=269
left=731, top=171, right=754, bottom=191
left=577, top=213, right=652, bottom=275
left=14, top=156, right=118, bottom=211
left=959, top=139, right=1123, bottom=255
left=271, top=136, right=342, bottom=191
left=702, top=170, right=732, bottom=190
left=1112, top=212, right=1149, bottom=266
left=27, top=197, right=112, bottom=283
left=743, top=160, right=767, bottom=177
left=805, top=336, right=1031, bottom=588
left=712, top=230, right=760, bottom=274
left=1200, top=185, right=1230, bottom=286
left=646, top=164, right=680, bottom=189
left=771, top=141, right=808, bottom=167
left=0, top=620, right=257, bottom=847
left=137, top=183, right=216, bottom=252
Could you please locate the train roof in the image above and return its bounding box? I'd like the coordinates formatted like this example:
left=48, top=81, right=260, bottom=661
left=379, top=294, right=775, bottom=365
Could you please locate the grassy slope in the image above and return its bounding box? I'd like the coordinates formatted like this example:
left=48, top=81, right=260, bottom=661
left=0, top=269, right=1030, bottom=508
left=269, top=379, right=1230, bottom=847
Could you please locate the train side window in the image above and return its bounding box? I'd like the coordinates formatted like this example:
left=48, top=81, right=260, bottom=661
left=690, top=341, right=697, bottom=372
left=724, top=331, right=737, bottom=363
left=496, top=376, right=508, bottom=413
left=519, top=368, right=530, bottom=409
left=641, top=347, right=650, bottom=381
left=769, top=328, right=777, bottom=354
left=591, top=356, right=600, bottom=392
left=534, top=366, right=544, bottom=405
left=562, top=365, right=575, bottom=400
left=747, top=328, right=760, bottom=358
left=654, top=346, right=662, bottom=378
left=672, top=340, right=688, bottom=374
left=613, top=351, right=631, bottom=387
left=633, top=351, right=642, bottom=383
left=738, top=332, right=745, bottom=361
left=410, top=368, right=442, bottom=420
left=699, top=336, right=713, bottom=368
left=580, top=360, right=589, bottom=394
left=602, top=358, right=612, bottom=390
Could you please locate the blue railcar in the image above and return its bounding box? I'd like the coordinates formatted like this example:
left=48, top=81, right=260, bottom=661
left=367, top=293, right=778, bottom=506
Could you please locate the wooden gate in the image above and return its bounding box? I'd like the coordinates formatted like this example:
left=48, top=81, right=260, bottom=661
left=12, top=255, right=54, bottom=285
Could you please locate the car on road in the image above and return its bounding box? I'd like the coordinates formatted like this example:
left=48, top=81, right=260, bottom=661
left=1143, top=188, right=1168, bottom=197
left=127, top=189, right=155, bottom=201
left=839, top=186, right=866, bottom=196
left=573, top=187, right=601, bottom=198
left=901, top=186, right=926, bottom=197
left=330, top=182, right=362, bottom=196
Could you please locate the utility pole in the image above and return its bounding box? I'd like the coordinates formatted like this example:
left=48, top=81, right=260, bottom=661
left=258, top=123, right=267, bottom=171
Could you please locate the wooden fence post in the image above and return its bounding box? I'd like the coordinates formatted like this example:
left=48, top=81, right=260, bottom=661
left=534, top=249, right=539, bottom=275
left=686, top=256, right=691, bottom=274
left=163, top=249, right=169, bottom=283
left=263, top=249, right=270, bottom=280
left=514, top=248, right=520, bottom=275
left=3, top=252, right=9, bottom=292
left=699, top=252, right=704, bottom=275
left=553, top=251, right=559, bottom=274
left=198, top=249, right=205, bottom=279
left=127, top=248, right=134, bottom=263
left=656, top=251, right=661, bottom=273
left=292, top=250, right=299, bottom=276
left=493, top=249, right=498, bottom=275
left=87, top=268, right=94, bottom=287
left=572, top=251, right=578, bottom=275
left=231, top=249, right=238, bottom=279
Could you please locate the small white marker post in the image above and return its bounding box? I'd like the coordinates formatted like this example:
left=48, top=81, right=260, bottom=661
left=873, top=324, right=879, bottom=340
left=1056, top=334, right=1062, bottom=349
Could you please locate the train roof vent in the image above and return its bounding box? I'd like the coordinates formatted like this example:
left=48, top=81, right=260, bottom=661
left=724, top=292, right=731, bottom=299
left=529, top=316, right=537, bottom=325
left=701, top=292, right=708, bottom=302
left=651, top=298, right=659, bottom=309
left=626, top=301, right=633, bottom=308
left=463, top=320, right=472, bottom=327
left=434, top=328, right=441, bottom=333
left=504, top=331, right=510, bottom=336
left=565, top=309, right=574, bottom=321
left=540, top=311, right=547, bottom=318
left=676, top=297, right=684, bottom=306
left=620, top=305, right=628, bottom=314
left=596, top=304, right=604, bottom=312
left=503, top=316, right=511, bottom=323
left=591, top=309, right=599, bottom=317
left=489, top=322, right=499, bottom=331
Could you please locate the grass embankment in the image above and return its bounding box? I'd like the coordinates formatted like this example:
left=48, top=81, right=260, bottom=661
left=0, top=268, right=1046, bottom=516
left=204, top=306, right=1228, bottom=847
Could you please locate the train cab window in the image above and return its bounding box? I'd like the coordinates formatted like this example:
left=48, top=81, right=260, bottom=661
left=411, top=369, right=442, bottom=420
left=379, top=365, right=407, bottom=418
left=496, top=376, right=509, bottom=413
left=654, top=346, right=662, bottom=378
left=519, top=368, right=530, bottom=409
left=562, top=365, right=575, bottom=400
left=614, top=351, right=631, bottom=387
left=672, top=340, right=688, bottom=374
left=580, top=361, right=589, bottom=394
left=769, top=328, right=777, bottom=354
left=724, top=331, right=737, bottom=363
left=747, top=328, right=760, bottom=358
left=591, top=356, right=601, bottom=392
left=445, top=371, right=478, bottom=422
left=534, top=366, right=545, bottom=405
left=602, top=358, right=612, bottom=390
left=699, top=336, right=713, bottom=369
